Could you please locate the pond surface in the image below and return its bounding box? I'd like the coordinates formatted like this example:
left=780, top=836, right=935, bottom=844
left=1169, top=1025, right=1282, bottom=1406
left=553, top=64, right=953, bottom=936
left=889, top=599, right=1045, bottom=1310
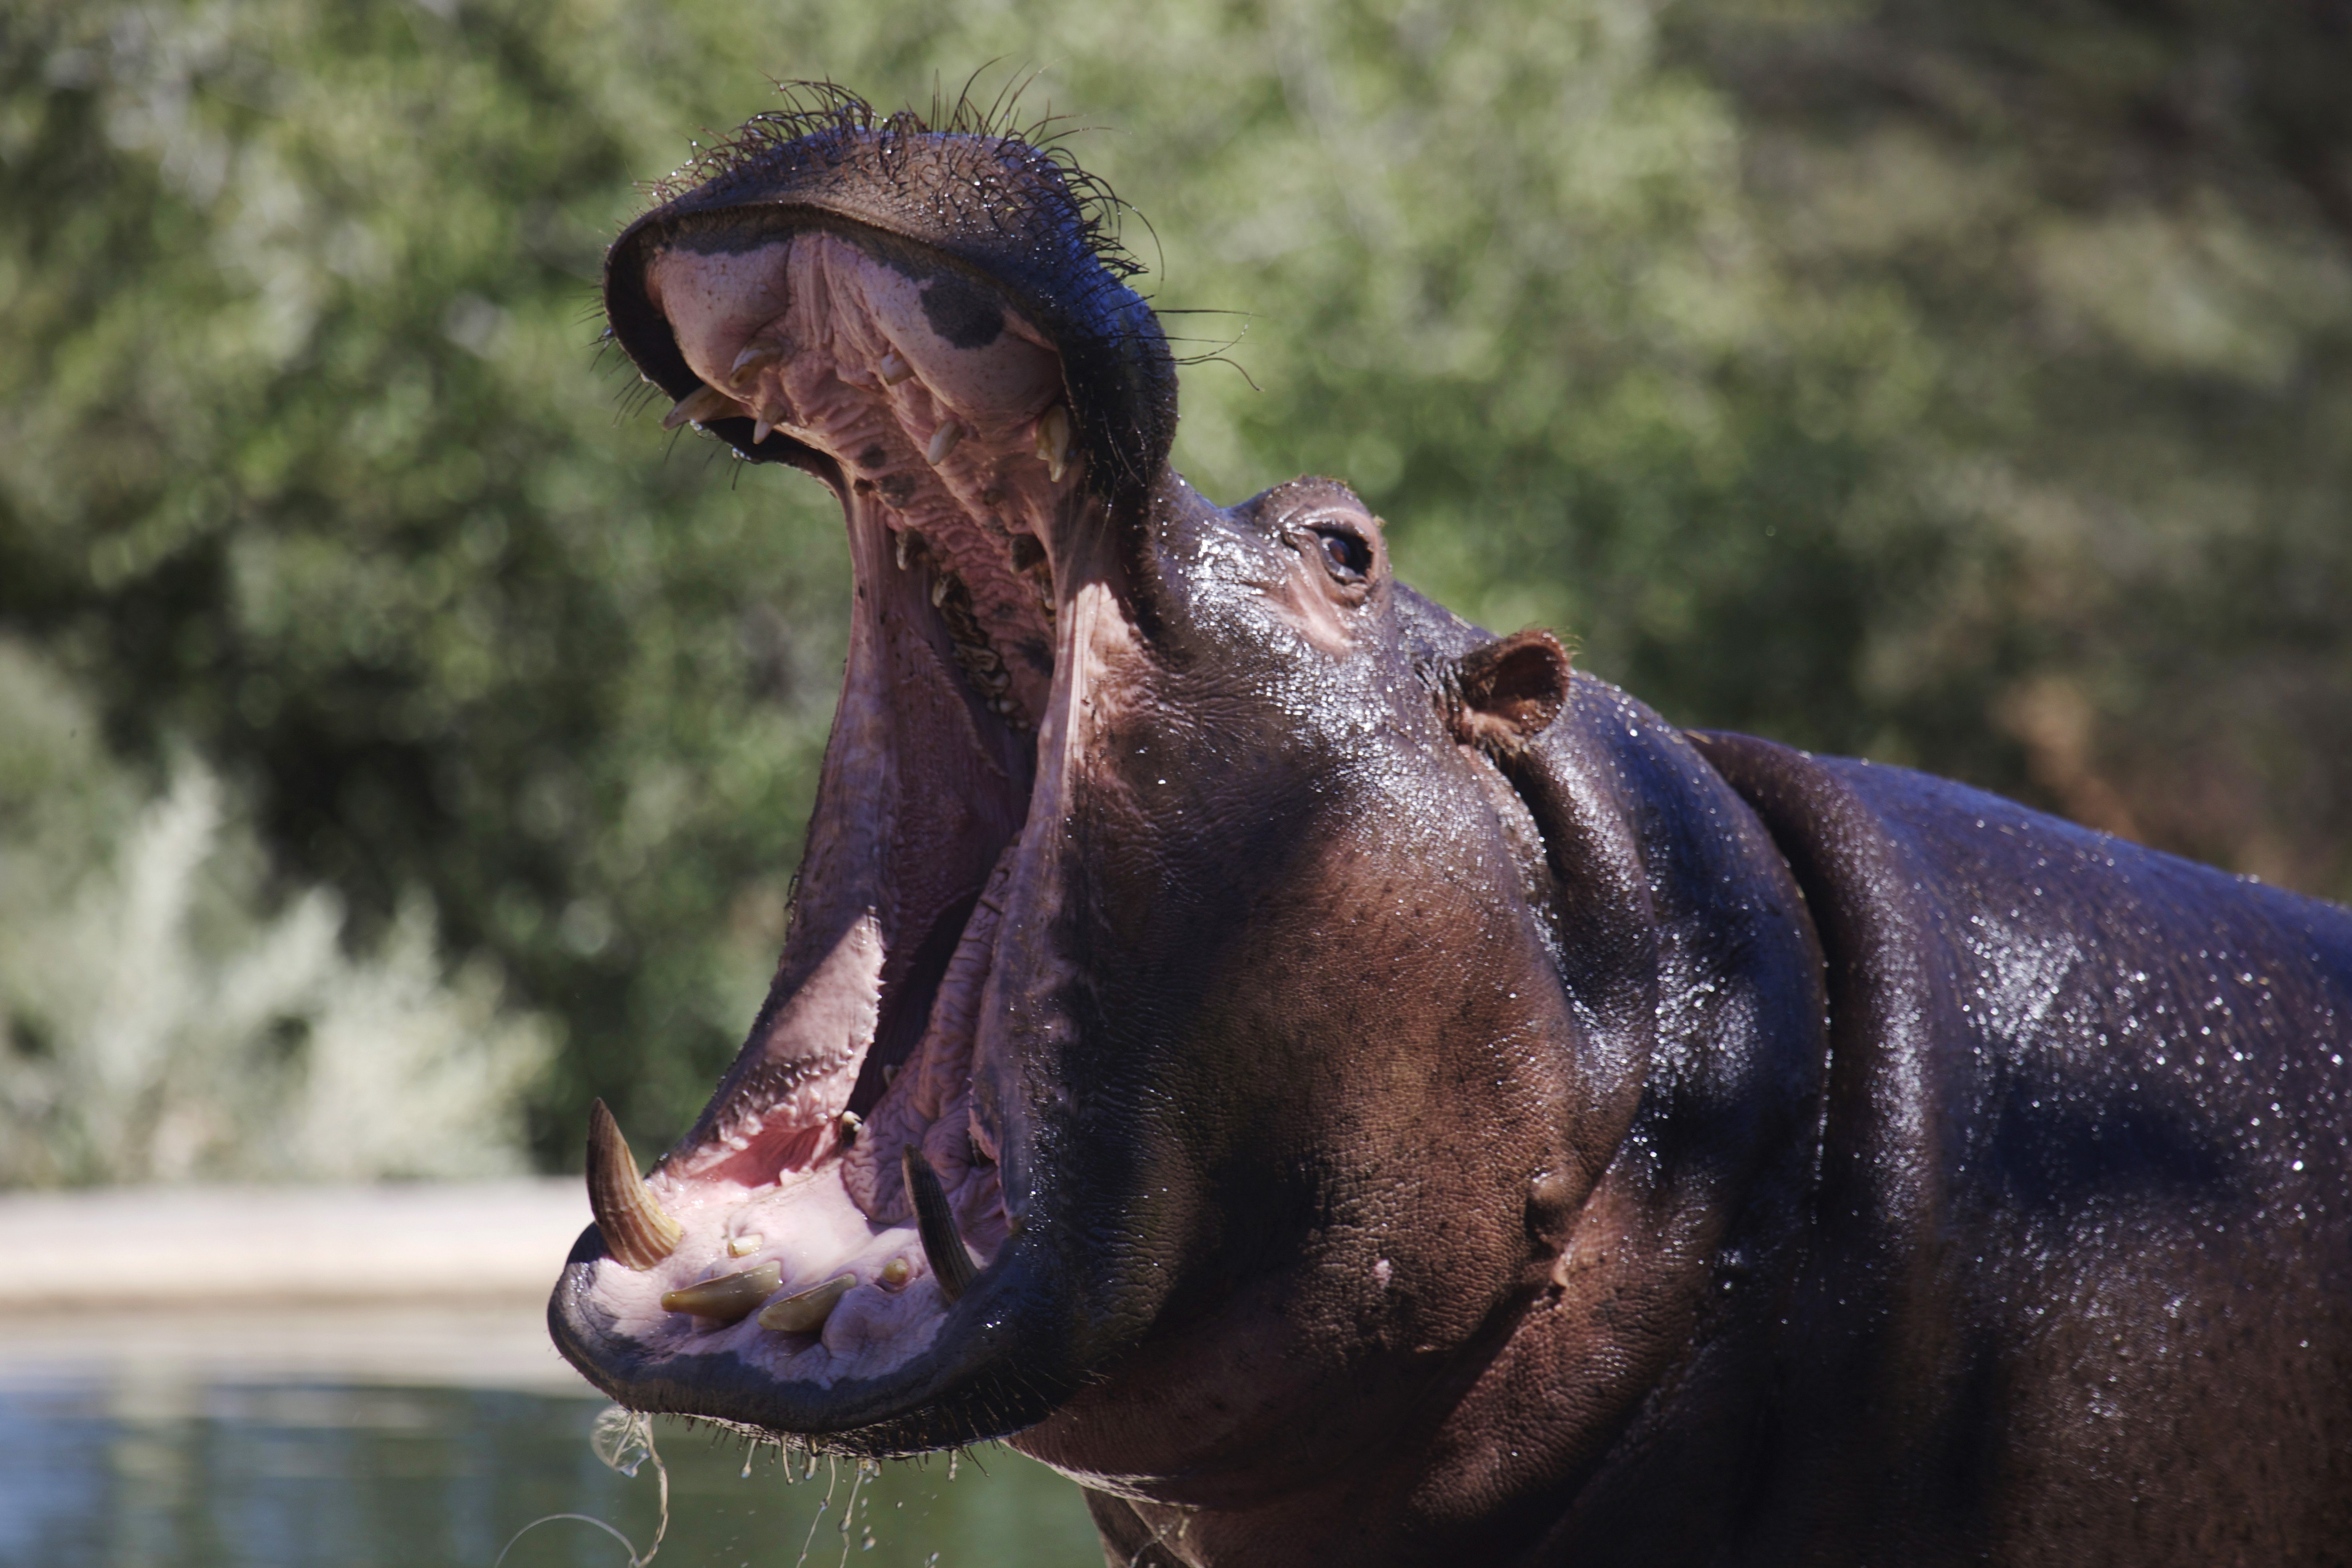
left=0, top=1369, right=1101, bottom=1568
left=0, top=1189, right=1105, bottom=1568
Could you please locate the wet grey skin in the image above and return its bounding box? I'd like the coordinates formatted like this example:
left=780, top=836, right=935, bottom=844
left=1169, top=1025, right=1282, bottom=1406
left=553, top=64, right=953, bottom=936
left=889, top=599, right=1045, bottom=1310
left=552, top=89, right=2352, bottom=1566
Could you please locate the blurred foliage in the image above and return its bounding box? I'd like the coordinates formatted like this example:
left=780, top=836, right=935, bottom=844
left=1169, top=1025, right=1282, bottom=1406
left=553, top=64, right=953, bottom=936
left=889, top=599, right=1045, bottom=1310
left=2, top=0, right=2346, bottom=1167
left=0, top=637, right=548, bottom=1184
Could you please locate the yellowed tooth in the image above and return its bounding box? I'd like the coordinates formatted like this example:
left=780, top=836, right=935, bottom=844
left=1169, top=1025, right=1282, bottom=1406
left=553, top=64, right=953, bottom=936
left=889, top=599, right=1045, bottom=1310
left=585, top=1099, right=684, bottom=1271
left=880, top=1256, right=911, bottom=1289
left=1034, top=404, right=1070, bottom=483
left=757, top=1273, right=856, bottom=1334
left=752, top=418, right=774, bottom=444
left=930, top=574, right=950, bottom=608
left=728, top=343, right=781, bottom=387
left=727, top=1233, right=764, bottom=1257
left=877, top=350, right=912, bottom=385
left=660, top=1261, right=781, bottom=1323
left=925, top=420, right=964, bottom=465
left=662, top=383, right=738, bottom=431
left=836, top=1109, right=862, bottom=1144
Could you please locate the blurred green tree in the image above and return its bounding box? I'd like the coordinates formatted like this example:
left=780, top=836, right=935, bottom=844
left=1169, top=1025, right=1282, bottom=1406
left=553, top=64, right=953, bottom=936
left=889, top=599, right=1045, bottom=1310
left=2, top=0, right=2345, bottom=1167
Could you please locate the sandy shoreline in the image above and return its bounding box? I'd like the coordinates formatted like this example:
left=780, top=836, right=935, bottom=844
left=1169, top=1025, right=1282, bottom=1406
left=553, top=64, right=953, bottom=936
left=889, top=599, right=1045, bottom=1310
left=0, top=1181, right=596, bottom=1393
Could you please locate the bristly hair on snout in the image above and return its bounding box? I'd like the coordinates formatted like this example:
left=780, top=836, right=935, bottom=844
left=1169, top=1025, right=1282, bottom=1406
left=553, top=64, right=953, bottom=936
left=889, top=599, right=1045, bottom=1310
left=648, top=78, right=1146, bottom=282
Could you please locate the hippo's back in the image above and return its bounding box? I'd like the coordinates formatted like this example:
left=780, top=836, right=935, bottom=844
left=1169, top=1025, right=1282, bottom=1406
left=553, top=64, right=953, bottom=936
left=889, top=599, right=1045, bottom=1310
left=1696, top=733, right=2352, bottom=1565
left=1820, top=750, right=2352, bottom=1228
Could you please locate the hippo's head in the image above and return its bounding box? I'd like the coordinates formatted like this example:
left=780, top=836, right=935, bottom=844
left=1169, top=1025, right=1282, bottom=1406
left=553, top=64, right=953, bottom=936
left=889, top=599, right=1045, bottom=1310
left=550, top=94, right=1813, bottom=1527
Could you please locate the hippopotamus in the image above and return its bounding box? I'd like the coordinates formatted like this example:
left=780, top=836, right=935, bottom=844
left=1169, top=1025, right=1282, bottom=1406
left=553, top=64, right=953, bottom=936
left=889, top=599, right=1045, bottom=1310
left=548, top=90, right=2352, bottom=1564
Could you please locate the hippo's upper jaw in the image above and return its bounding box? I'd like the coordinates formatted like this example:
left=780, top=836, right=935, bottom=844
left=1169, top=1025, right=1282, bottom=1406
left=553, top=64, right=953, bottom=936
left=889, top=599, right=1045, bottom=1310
left=550, top=95, right=1179, bottom=1452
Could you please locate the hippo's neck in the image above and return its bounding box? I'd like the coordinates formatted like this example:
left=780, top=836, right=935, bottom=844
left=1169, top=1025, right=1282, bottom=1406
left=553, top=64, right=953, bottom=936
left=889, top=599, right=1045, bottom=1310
left=1063, top=636, right=1836, bottom=1567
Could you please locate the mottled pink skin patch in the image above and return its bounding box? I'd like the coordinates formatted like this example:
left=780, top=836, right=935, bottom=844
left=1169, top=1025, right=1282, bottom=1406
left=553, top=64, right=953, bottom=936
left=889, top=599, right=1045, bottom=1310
left=650, top=233, right=1070, bottom=728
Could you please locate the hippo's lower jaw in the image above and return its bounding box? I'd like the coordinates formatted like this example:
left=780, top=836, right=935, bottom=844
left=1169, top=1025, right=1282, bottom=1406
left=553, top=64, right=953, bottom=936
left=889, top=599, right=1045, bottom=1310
left=550, top=189, right=1141, bottom=1452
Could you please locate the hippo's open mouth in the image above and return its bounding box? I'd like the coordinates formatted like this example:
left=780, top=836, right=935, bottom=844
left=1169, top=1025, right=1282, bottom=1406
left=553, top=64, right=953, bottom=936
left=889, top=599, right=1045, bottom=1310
left=548, top=97, right=1175, bottom=1454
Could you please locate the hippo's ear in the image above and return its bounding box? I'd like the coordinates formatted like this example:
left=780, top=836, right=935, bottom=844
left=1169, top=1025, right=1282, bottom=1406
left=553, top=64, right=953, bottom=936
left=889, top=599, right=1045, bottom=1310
left=1446, top=630, right=1573, bottom=751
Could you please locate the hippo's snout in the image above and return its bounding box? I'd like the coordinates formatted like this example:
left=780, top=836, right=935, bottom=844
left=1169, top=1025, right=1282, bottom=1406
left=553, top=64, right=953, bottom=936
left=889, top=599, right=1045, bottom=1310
left=549, top=89, right=1177, bottom=1454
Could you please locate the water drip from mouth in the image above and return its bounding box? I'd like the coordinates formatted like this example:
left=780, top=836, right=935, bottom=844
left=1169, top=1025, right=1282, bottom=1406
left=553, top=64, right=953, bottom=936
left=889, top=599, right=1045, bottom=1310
left=493, top=1406, right=670, bottom=1567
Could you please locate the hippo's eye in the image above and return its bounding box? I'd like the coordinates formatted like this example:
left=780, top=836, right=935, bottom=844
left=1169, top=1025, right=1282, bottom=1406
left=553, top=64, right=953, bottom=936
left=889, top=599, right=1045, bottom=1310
left=1312, top=525, right=1373, bottom=584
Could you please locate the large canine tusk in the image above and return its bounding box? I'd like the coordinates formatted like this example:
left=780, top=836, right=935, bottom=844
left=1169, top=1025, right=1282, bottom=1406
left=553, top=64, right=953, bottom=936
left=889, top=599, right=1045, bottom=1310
left=902, top=1145, right=977, bottom=1302
left=587, top=1099, right=684, bottom=1271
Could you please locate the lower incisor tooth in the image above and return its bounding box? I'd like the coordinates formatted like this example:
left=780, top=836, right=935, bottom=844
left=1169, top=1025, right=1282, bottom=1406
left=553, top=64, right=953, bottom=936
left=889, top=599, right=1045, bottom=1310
left=727, top=1234, right=764, bottom=1257
left=878, top=351, right=912, bottom=385
left=757, top=1273, right=856, bottom=1334
left=926, top=421, right=964, bottom=465
left=660, top=1261, right=782, bottom=1323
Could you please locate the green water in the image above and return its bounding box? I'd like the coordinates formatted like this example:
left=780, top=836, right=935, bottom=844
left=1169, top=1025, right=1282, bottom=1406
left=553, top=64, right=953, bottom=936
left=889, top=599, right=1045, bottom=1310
left=0, top=1380, right=1103, bottom=1568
